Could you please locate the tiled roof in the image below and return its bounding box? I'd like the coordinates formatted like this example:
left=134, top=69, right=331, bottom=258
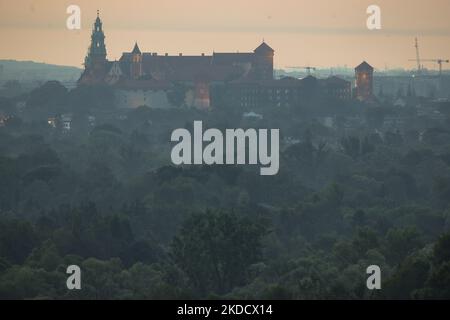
left=212, top=52, right=254, bottom=65
left=355, top=61, right=374, bottom=71
left=322, top=76, right=351, bottom=86
left=254, top=42, right=274, bottom=53
left=131, top=43, right=141, bottom=54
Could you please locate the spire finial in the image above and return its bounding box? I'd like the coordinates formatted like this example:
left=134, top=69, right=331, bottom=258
left=97, top=9, right=100, bottom=18
left=132, top=41, right=141, bottom=54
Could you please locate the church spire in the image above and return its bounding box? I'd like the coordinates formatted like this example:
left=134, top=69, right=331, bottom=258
left=131, top=42, right=141, bottom=54
left=84, top=11, right=107, bottom=67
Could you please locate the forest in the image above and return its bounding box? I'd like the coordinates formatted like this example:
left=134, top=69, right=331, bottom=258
left=0, top=80, right=450, bottom=299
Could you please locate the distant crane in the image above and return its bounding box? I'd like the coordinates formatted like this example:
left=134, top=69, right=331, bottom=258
left=422, top=59, right=449, bottom=77
left=409, top=58, right=449, bottom=77
left=408, top=38, right=449, bottom=77
left=286, top=66, right=317, bottom=76
left=414, top=37, right=422, bottom=74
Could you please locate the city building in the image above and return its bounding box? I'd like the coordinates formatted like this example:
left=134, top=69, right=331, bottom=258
left=354, top=61, right=374, bottom=101
left=78, top=12, right=352, bottom=109
left=78, top=12, right=275, bottom=109
left=225, top=75, right=352, bottom=109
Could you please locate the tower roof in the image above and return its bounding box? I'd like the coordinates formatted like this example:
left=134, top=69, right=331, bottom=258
left=355, top=61, right=373, bottom=71
left=131, top=42, right=141, bottom=54
left=254, top=41, right=274, bottom=53
left=85, top=9, right=107, bottom=64
left=95, top=10, right=101, bottom=24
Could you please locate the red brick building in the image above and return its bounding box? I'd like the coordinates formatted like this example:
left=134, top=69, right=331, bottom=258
left=78, top=12, right=351, bottom=109
left=354, top=61, right=374, bottom=101
left=78, top=12, right=275, bottom=109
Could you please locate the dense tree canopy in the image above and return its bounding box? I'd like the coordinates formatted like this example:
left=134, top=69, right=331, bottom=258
left=1, top=81, right=450, bottom=299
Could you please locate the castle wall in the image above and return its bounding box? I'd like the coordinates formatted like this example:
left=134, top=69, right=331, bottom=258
left=114, top=89, right=174, bottom=109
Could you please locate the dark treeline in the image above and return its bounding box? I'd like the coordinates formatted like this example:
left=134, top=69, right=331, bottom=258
left=0, top=81, right=450, bottom=299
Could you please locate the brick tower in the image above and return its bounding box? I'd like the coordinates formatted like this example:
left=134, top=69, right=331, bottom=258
left=355, top=61, right=374, bottom=101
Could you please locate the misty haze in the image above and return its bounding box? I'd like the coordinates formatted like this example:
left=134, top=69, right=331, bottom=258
left=0, top=1, right=450, bottom=302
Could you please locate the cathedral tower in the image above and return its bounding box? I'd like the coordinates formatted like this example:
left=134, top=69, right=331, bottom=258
left=130, top=42, right=143, bottom=80
left=83, top=10, right=108, bottom=80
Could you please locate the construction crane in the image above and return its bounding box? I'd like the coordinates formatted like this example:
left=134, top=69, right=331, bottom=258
left=409, top=58, right=449, bottom=77
left=408, top=38, right=449, bottom=77
left=422, top=59, right=449, bottom=77
left=414, top=37, right=422, bottom=74
left=286, top=66, right=317, bottom=76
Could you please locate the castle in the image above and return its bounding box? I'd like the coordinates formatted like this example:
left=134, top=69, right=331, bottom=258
left=78, top=12, right=358, bottom=109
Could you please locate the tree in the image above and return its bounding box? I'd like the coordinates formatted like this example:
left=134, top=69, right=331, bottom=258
left=340, top=136, right=374, bottom=160
left=3, top=80, right=22, bottom=92
left=352, top=227, right=379, bottom=257
left=26, top=81, right=68, bottom=118
left=171, top=210, right=267, bottom=296
left=384, top=227, right=423, bottom=265
left=384, top=254, right=430, bottom=299
left=0, top=218, right=39, bottom=264
left=0, top=97, right=15, bottom=115
left=419, top=232, right=450, bottom=298
left=76, top=257, right=123, bottom=299
left=167, top=82, right=188, bottom=107
left=432, top=232, right=450, bottom=266
left=67, top=85, right=114, bottom=114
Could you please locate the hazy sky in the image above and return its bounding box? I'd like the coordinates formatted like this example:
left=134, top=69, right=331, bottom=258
left=1, top=0, right=450, bottom=70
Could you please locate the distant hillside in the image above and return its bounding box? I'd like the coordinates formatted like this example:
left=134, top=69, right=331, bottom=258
left=0, top=60, right=82, bottom=84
